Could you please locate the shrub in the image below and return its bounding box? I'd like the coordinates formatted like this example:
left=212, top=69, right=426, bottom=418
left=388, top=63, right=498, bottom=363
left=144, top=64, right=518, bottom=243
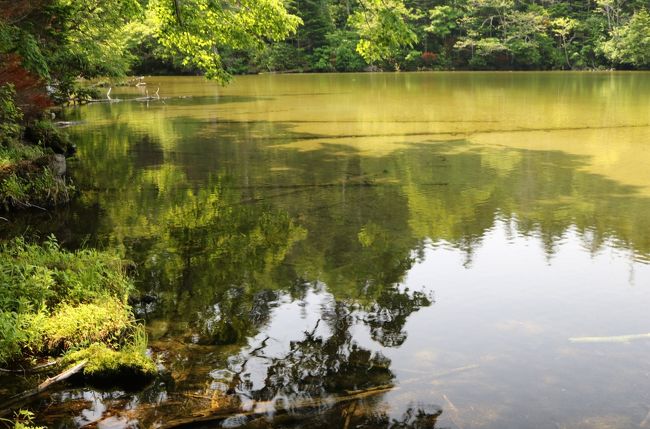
left=0, top=410, right=46, bottom=429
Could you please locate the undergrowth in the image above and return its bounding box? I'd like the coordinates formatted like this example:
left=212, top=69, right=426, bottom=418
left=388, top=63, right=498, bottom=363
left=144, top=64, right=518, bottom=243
left=0, top=410, right=45, bottom=429
left=0, top=237, right=155, bottom=379
left=0, top=166, right=74, bottom=211
left=0, top=83, right=75, bottom=211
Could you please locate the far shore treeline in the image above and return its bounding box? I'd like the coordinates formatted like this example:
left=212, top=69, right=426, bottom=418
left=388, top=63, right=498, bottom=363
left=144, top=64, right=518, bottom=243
left=252, top=0, right=650, bottom=74
left=2, top=1, right=650, bottom=97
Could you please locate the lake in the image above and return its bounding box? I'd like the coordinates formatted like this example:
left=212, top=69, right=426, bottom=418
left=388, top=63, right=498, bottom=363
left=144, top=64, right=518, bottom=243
left=4, top=72, right=650, bottom=428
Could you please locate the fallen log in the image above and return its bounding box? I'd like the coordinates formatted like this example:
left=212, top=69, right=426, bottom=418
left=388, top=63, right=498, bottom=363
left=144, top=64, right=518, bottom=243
left=0, top=360, right=87, bottom=416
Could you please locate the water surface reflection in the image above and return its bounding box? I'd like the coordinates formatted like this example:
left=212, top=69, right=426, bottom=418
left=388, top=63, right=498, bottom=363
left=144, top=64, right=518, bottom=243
left=2, top=73, right=650, bottom=428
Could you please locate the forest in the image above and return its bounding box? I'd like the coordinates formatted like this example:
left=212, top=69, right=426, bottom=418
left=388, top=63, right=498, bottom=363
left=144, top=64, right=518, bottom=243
left=2, top=0, right=650, bottom=93
left=230, top=0, right=650, bottom=73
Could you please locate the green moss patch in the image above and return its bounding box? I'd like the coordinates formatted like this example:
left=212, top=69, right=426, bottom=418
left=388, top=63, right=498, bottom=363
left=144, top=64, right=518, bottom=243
left=62, top=340, right=157, bottom=387
left=38, top=298, right=133, bottom=353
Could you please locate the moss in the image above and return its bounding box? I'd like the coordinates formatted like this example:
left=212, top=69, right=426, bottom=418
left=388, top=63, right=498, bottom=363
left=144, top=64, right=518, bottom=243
left=23, top=120, right=75, bottom=156
left=37, top=299, right=134, bottom=353
left=62, top=339, right=157, bottom=387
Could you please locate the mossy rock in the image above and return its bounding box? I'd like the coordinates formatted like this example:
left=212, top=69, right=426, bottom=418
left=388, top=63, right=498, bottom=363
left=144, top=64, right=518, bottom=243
left=63, top=343, right=157, bottom=389
left=24, top=120, right=75, bottom=156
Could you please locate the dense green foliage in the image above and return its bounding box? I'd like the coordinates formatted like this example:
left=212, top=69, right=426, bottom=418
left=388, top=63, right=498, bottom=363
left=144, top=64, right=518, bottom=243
left=0, top=85, right=74, bottom=211
left=0, top=85, right=22, bottom=146
left=0, top=237, right=153, bottom=378
left=0, top=0, right=301, bottom=99
left=237, top=0, right=650, bottom=72
left=3, top=0, right=648, bottom=93
left=147, top=0, right=301, bottom=81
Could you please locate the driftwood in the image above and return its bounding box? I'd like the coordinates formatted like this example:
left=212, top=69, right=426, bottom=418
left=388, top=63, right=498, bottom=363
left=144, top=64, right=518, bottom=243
left=0, top=360, right=87, bottom=416
left=569, top=333, right=650, bottom=344
left=135, top=87, right=161, bottom=102
left=54, top=121, right=84, bottom=128
left=160, top=384, right=396, bottom=429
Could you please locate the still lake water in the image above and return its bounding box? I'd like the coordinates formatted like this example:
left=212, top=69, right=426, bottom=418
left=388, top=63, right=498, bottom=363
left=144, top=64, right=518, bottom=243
left=4, top=72, right=650, bottom=428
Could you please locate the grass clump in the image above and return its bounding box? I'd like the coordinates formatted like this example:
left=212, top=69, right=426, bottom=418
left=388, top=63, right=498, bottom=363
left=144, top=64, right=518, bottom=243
left=0, top=237, right=155, bottom=381
left=0, top=167, right=73, bottom=211
left=0, top=144, right=44, bottom=170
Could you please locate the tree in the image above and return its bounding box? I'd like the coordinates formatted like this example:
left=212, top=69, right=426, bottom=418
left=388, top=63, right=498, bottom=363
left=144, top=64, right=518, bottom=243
left=600, top=8, right=650, bottom=67
left=1, top=0, right=145, bottom=102
left=146, top=0, right=302, bottom=82
left=312, top=30, right=367, bottom=71
left=349, top=0, right=419, bottom=70
left=551, top=17, right=578, bottom=68
left=290, top=0, right=334, bottom=51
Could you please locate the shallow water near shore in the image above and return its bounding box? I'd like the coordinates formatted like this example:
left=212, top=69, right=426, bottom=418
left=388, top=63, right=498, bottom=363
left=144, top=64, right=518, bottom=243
left=2, top=72, right=650, bottom=428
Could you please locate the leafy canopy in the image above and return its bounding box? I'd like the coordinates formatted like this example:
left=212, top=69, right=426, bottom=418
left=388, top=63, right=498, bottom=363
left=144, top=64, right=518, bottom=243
left=146, top=0, right=302, bottom=82
left=349, top=0, right=419, bottom=68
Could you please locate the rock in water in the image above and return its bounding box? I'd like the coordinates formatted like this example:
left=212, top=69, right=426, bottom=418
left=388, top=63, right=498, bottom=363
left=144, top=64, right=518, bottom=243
left=49, top=154, right=67, bottom=176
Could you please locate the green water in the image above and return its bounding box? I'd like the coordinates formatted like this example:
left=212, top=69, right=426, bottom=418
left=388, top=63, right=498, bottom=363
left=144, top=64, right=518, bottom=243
left=3, top=72, right=650, bottom=428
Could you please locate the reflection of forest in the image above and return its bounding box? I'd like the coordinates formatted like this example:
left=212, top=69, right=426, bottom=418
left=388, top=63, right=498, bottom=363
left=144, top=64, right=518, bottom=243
left=4, top=107, right=650, bottom=347
left=4, top=92, right=650, bottom=426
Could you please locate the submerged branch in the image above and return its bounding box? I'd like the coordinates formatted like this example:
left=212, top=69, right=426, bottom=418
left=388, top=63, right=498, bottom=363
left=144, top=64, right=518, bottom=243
left=0, top=360, right=87, bottom=416
left=160, top=385, right=396, bottom=429
left=430, top=364, right=480, bottom=382
left=230, top=182, right=448, bottom=190
left=569, top=333, right=650, bottom=344
left=0, top=360, right=59, bottom=374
